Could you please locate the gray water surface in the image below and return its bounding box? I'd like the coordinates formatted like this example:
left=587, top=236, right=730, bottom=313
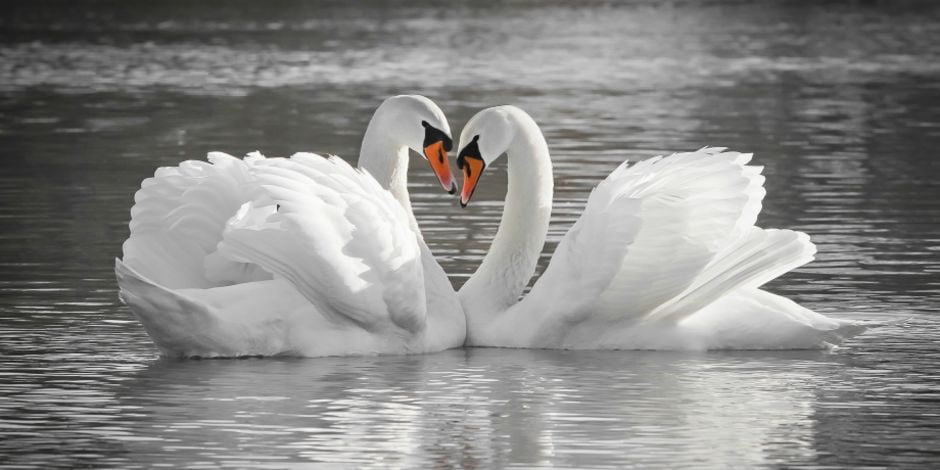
left=2, top=1, right=939, bottom=468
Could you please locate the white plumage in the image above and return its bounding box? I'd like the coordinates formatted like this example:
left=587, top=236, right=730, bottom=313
left=457, top=106, right=878, bottom=350
left=116, top=96, right=465, bottom=358
left=216, top=154, right=427, bottom=332
left=122, top=152, right=265, bottom=290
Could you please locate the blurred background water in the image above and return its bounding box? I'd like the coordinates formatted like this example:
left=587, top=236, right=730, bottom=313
left=2, top=0, right=940, bottom=468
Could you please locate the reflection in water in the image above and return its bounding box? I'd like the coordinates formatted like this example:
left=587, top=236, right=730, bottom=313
left=92, top=351, right=836, bottom=468
left=9, top=347, right=931, bottom=468
left=2, top=0, right=940, bottom=468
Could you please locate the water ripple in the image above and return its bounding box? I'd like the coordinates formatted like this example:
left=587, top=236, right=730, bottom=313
left=2, top=1, right=940, bottom=468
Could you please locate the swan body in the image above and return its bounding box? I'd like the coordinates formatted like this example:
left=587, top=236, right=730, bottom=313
left=455, top=105, right=874, bottom=350
left=116, top=96, right=465, bottom=358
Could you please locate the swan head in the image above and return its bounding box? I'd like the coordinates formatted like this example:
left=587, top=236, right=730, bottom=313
left=456, top=106, right=516, bottom=207
left=381, top=95, right=457, bottom=194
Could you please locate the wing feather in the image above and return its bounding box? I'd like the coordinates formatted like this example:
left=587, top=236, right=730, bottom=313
left=122, top=151, right=264, bottom=288
left=216, top=153, right=427, bottom=333
left=649, top=228, right=816, bottom=323
left=524, top=148, right=772, bottom=331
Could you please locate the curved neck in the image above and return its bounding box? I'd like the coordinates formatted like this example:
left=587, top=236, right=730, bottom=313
left=459, top=111, right=553, bottom=322
left=357, top=107, right=420, bottom=234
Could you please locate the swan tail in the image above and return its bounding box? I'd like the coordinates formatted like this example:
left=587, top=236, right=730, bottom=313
left=115, top=258, right=294, bottom=357
left=679, top=288, right=873, bottom=349
left=116, top=258, right=226, bottom=357
left=648, top=227, right=816, bottom=323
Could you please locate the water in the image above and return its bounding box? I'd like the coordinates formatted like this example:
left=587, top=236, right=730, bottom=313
left=2, top=1, right=940, bottom=467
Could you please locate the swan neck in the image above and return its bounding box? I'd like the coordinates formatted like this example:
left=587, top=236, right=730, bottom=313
left=460, top=112, right=553, bottom=322
left=358, top=108, right=419, bottom=233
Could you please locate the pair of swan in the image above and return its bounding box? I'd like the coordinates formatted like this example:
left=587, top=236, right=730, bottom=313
left=116, top=95, right=873, bottom=358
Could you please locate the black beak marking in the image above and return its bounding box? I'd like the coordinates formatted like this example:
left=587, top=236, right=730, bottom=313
left=456, top=135, right=482, bottom=175
left=457, top=135, right=485, bottom=208
left=422, top=120, right=453, bottom=161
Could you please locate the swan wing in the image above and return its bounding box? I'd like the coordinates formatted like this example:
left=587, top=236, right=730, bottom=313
left=216, top=153, right=428, bottom=333
left=647, top=227, right=815, bottom=323
left=121, top=152, right=268, bottom=289
left=680, top=288, right=870, bottom=349
left=526, top=148, right=767, bottom=326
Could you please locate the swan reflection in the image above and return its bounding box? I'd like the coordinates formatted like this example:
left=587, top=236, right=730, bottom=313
left=110, top=349, right=842, bottom=468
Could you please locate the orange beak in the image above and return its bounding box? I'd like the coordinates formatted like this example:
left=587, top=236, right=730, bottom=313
left=423, top=140, right=457, bottom=194
left=459, top=157, right=485, bottom=207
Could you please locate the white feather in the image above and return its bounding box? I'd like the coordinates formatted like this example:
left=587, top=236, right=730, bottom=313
left=122, top=152, right=263, bottom=289
left=459, top=106, right=878, bottom=350
left=117, top=152, right=464, bottom=357
left=217, top=154, right=427, bottom=333
left=116, top=96, right=466, bottom=357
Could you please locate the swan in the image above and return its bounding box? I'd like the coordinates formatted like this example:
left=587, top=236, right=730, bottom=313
left=455, top=105, right=875, bottom=350
left=115, top=95, right=466, bottom=358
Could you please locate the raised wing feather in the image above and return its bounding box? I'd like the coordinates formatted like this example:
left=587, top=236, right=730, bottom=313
left=122, top=152, right=268, bottom=288
left=216, top=153, right=427, bottom=333
left=649, top=227, right=816, bottom=323
left=524, top=148, right=768, bottom=329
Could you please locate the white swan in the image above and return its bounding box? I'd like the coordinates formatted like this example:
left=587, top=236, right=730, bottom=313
left=455, top=105, right=875, bottom=350
left=115, top=95, right=466, bottom=358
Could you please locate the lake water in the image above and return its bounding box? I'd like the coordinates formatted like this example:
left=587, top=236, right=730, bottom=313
left=2, top=1, right=940, bottom=468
